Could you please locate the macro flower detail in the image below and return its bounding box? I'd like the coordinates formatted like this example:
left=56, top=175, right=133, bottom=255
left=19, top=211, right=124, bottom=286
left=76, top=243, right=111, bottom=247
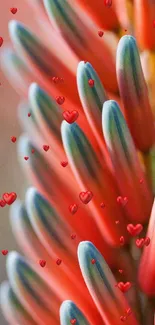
left=1, top=1, right=155, bottom=325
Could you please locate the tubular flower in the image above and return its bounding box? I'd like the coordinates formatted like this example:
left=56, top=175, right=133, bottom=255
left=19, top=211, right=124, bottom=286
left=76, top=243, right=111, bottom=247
left=1, top=1, right=155, bottom=325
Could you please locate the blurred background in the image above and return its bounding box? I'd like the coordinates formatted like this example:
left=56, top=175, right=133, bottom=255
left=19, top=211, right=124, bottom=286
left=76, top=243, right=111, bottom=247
left=0, top=1, right=38, bottom=323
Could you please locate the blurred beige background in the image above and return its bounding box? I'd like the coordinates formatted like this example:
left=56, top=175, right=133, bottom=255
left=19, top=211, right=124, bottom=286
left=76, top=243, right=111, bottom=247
left=0, top=1, right=38, bottom=323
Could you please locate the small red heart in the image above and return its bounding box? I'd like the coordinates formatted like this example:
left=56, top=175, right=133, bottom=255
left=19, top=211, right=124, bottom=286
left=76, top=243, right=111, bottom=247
left=69, top=204, right=78, bottom=215
left=39, top=260, right=46, bottom=267
left=24, top=156, right=29, bottom=160
left=31, top=149, right=35, bottom=154
left=88, top=79, right=94, bottom=87
left=104, top=0, right=112, bottom=7
left=98, top=31, right=104, bottom=37
left=123, top=197, right=128, bottom=206
left=0, top=37, right=3, bottom=47
left=56, top=258, right=62, bottom=265
left=117, top=196, right=128, bottom=206
left=43, top=145, right=49, bottom=152
left=70, top=319, right=76, bottom=325
left=28, top=112, right=31, bottom=117
left=79, top=191, right=93, bottom=204
left=1, top=250, right=8, bottom=256
left=63, top=110, right=79, bottom=124
left=61, top=161, right=68, bottom=167
left=0, top=199, right=6, bottom=207
left=71, top=234, right=76, bottom=240
left=144, top=237, right=150, bottom=246
left=126, top=308, right=132, bottom=316
left=117, top=196, right=123, bottom=203
left=115, top=220, right=120, bottom=225
left=118, top=269, right=123, bottom=274
left=52, top=77, right=59, bottom=83
left=10, top=7, right=17, bottom=14
left=100, top=202, right=105, bottom=208
left=91, top=259, right=96, bottom=264
left=56, top=96, right=65, bottom=105
left=117, top=282, right=131, bottom=293
left=139, top=178, right=144, bottom=184
left=136, top=238, right=145, bottom=248
left=3, top=192, right=17, bottom=205
left=120, top=316, right=126, bottom=322
left=120, top=236, right=125, bottom=246
left=127, top=224, right=143, bottom=237
left=11, top=136, right=16, bottom=143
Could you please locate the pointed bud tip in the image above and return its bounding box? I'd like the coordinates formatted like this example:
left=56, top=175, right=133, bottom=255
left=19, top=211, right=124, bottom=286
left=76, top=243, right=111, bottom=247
left=78, top=241, right=95, bottom=259
left=25, top=186, right=38, bottom=206
left=8, top=20, right=23, bottom=39
left=6, top=251, right=21, bottom=274
left=29, top=82, right=39, bottom=99
left=60, top=300, right=89, bottom=325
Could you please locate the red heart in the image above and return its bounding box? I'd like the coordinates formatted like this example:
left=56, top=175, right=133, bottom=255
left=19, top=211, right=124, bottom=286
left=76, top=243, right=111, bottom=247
left=119, top=236, right=125, bottom=246
left=118, top=269, right=123, bottom=274
left=71, top=234, right=76, bottom=240
left=98, top=31, right=104, bottom=37
left=123, top=196, right=128, bottom=206
left=115, top=220, right=120, bottom=225
left=70, top=319, right=76, bottom=325
left=3, top=192, right=17, bottom=205
left=0, top=37, right=3, bottom=47
left=0, top=200, right=6, bottom=207
left=63, top=110, right=79, bottom=124
left=127, top=224, right=143, bottom=237
left=11, top=136, right=16, bottom=143
left=126, top=308, right=132, bottom=316
left=28, top=112, right=31, bottom=117
left=117, top=196, right=123, bottom=204
left=136, top=238, right=145, bottom=248
left=117, top=196, right=128, bottom=206
left=88, top=79, right=94, bottom=87
left=100, top=202, right=105, bottom=208
left=56, top=96, right=65, bottom=105
left=43, top=145, right=49, bottom=152
left=61, top=161, right=68, bottom=167
left=144, top=237, right=150, bottom=246
left=120, top=316, right=126, bottom=322
left=91, top=259, right=96, bottom=264
left=56, top=258, right=62, bottom=265
left=1, top=250, right=8, bottom=256
left=117, top=282, right=131, bottom=293
left=10, top=7, right=17, bottom=14
left=69, top=204, right=78, bottom=215
left=79, top=191, right=93, bottom=204
left=24, top=156, right=29, bottom=160
left=31, top=149, right=35, bottom=154
left=52, top=77, right=59, bottom=83
left=104, top=0, right=112, bottom=7
left=39, top=260, right=46, bottom=267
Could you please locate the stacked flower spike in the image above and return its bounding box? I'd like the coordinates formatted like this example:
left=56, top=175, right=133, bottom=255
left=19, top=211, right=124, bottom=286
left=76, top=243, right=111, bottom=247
left=1, top=0, right=155, bottom=324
